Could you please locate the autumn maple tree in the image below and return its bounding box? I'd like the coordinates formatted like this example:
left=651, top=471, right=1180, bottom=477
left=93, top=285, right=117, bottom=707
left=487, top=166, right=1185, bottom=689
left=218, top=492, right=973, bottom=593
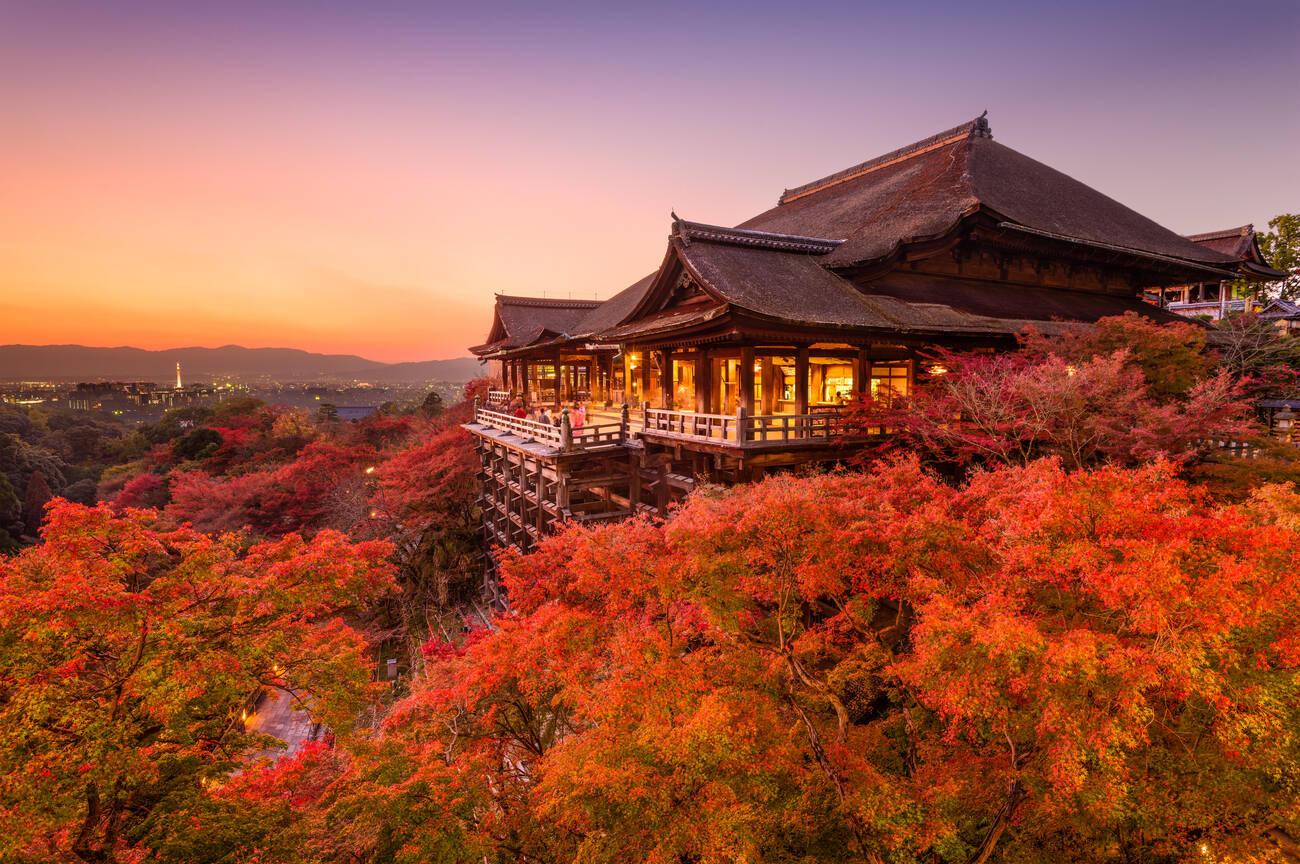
left=852, top=314, right=1259, bottom=470
left=0, top=500, right=395, bottom=863
left=209, top=456, right=1300, bottom=864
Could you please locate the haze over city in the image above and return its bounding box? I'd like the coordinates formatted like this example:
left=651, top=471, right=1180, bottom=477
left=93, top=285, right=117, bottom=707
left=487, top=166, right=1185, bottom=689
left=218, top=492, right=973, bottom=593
left=3, top=0, right=1296, bottom=362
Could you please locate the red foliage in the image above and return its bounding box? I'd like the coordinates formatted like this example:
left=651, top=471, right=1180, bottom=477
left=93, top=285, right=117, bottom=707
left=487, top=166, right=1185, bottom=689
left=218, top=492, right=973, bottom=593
left=166, top=468, right=274, bottom=533
left=1021, top=311, right=1212, bottom=400
left=461, top=377, right=491, bottom=406
left=112, top=471, right=170, bottom=510
left=850, top=339, right=1259, bottom=470
left=0, top=500, right=395, bottom=861
left=374, top=424, right=477, bottom=534
left=255, top=441, right=377, bottom=534
left=334, top=459, right=1300, bottom=863
left=349, top=414, right=414, bottom=450
left=166, top=441, right=377, bottom=535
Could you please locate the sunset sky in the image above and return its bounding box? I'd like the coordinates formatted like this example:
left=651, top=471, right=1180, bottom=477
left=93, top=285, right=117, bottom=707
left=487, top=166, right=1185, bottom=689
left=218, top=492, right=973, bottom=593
left=3, top=1, right=1297, bottom=362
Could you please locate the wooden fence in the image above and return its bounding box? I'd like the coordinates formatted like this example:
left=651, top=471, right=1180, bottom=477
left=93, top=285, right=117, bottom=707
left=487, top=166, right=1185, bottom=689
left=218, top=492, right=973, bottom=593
left=641, top=405, right=849, bottom=446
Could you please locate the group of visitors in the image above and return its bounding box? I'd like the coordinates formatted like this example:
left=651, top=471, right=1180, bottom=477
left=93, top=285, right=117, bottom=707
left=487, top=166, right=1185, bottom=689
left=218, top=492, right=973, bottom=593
left=506, top=397, right=588, bottom=430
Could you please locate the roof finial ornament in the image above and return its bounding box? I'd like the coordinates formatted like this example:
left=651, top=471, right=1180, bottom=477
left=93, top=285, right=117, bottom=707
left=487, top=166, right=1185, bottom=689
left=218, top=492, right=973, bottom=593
left=973, top=110, right=992, bottom=139
left=671, top=210, right=690, bottom=246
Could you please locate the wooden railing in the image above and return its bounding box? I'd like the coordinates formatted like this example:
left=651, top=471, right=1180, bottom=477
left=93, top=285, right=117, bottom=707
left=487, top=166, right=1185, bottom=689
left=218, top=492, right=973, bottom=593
left=476, top=399, right=852, bottom=451
left=1213, top=439, right=1262, bottom=459
left=473, top=401, right=630, bottom=451
left=475, top=405, right=564, bottom=446
left=643, top=408, right=742, bottom=442
left=746, top=409, right=846, bottom=443
left=641, top=404, right=850, bottom=446
left=571, top=416, right=628, bottom=447
left=485, top=389, right=511, bottom=409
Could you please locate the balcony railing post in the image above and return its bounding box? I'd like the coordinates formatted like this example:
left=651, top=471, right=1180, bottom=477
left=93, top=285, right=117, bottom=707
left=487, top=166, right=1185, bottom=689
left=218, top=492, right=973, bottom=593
left=473, top=395, right=480, bottom=422
left=736, top=406, right=747, bottom=444
left=642, top=401, right=651, bottom=433
left=560, top=407, right=573, bottom=451
left=620, top=402, right=629, bottom=441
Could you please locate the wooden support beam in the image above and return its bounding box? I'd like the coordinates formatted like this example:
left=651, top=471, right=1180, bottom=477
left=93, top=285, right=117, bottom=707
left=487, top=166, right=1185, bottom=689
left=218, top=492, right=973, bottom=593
left=655, top=460, right=670, bottom=514
left=554, top=350, right=563, bottom=407
left=795, top=345, right=809, bottom=416
left=760, top=355, right=777, bottom=415
left=628, top=450, right=642, bottom=511
left=740, top=345, right=755, bottom=415
left=528, top=459, right=539, bottom=534
left=556, top=464, right=571, bottom=514
left=661, top=348, right=674, bottom=410
left=696, top=348, right=712, bottom=414
left=640, top=351, right=651, bottom=406
left=856, top=347, right=871, bottom=396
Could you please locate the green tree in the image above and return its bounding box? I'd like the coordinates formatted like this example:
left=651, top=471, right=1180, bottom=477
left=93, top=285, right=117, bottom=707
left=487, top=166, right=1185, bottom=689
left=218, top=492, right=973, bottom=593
left=171, top=426, right=223, bottom=461
left=0, top=474, right=21, bottom=552
left=418, top=389, right=444, bottom=418
left=22, top=471, right=52, bottom=537
left=1256, top=213, right=1300, bottom=300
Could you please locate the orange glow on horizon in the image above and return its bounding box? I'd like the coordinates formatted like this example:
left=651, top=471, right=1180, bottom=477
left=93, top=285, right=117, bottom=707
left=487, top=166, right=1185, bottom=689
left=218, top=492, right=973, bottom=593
left=3, top=4, right=1295, bottom=363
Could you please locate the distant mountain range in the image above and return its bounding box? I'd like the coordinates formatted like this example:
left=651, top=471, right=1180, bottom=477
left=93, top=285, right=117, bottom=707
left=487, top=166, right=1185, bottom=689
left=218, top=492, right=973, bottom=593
left=0, top=344, right=484, bottom=384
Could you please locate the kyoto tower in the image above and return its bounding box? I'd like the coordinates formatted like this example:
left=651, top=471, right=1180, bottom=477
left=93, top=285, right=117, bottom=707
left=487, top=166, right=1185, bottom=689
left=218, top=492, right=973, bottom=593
left=175, top=362, right=183, bottom=389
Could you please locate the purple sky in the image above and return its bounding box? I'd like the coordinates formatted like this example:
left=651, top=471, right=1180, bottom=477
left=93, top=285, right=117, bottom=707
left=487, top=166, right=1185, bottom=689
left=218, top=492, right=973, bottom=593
left=2, top=0, right=1297, bottom=360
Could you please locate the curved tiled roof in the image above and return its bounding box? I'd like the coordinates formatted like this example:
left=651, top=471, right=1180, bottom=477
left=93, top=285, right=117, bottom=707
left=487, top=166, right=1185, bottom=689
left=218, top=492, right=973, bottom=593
left=1187, top=225, right=1257, bottom=260
left=571, top=273, right=657, bottom=339
left=471, top=295, right=601, bottom=355
left=673, top=227, right=1192, bottom=338
left=1185, top=225, right=1287, bottom=278
left=740, top=114, right=1239, bottom=270
left=472, top=113, right=1267, bottom=353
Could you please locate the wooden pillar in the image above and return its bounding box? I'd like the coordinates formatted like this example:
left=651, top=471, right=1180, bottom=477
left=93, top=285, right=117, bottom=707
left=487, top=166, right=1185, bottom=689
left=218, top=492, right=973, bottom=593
left=553, top=351, right=562, bottom=407
left=655, top=459, right=670, bottom=514
left=855, top=347, right=871, bottom=397
left=795, top=346, right=809, bottom=416
left=628, top=450, right=642, bottom=512
left=760, top=355, right=777, bottom=414
left=639, top=350, right=651, bottom=406
left=535, top=460, right=546, bottom=533
left=696, top=348, right=712, bottom=414
left=739, top=346, right=755, bottom=415
left=661, top=349, right=674, bottom=410
left=556, top=466, right=570, bottom=514
left=519, top=453, right=529, bottom=543
left=521, top=361, right=531, bottom=401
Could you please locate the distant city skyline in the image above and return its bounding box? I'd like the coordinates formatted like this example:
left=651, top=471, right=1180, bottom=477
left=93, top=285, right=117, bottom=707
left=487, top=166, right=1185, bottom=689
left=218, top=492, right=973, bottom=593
left=3, top=0, right=1297, bottom=362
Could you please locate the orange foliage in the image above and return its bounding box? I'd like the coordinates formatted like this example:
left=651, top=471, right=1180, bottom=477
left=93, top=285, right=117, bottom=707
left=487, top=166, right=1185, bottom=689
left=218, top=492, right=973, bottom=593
left=0, top=501, right=396, bottom=862
left=278, top=459, right=1300, bottom=863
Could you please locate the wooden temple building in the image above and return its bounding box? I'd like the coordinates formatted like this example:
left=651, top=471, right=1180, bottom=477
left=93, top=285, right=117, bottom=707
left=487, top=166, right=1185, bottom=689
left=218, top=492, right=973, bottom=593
left=1147, top=225, right=1284, bottom=320
left=466, top=113, right=1282, bottom=553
